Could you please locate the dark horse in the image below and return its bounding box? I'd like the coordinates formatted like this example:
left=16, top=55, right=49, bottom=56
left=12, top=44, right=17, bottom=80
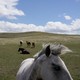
left=18, top=48, right=30, bottom=54
left=26, top=41, right=31, bottom=47
left=19, top=40, right=23, bottom=46
left=31, top=42, right=35, bottom=48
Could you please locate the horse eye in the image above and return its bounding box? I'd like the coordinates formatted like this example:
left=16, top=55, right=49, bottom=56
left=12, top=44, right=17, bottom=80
left=52, top=63, right=61, bottom=71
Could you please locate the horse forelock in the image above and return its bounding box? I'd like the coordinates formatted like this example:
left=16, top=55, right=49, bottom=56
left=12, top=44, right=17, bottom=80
left=44, top=43, right=72, bottom=55
left=33, top=43, right=72, bottom=59
left=50, top=43, right=72, bottom=55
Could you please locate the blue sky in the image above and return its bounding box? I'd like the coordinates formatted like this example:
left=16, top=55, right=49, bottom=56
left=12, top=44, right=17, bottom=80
left=0, top=0, right=80, bottom=34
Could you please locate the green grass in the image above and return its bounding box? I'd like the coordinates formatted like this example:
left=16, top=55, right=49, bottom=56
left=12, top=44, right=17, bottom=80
left=0, top=32, right=80, bottom=80
left=0, top=43, right=42, bottom=80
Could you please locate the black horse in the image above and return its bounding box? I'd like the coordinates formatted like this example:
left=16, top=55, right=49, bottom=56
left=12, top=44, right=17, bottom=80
left=18, top=48, right=30, bottom=54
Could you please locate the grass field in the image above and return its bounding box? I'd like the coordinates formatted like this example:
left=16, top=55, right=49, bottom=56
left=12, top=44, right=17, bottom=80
left=0, top=32, right=80, bottom=80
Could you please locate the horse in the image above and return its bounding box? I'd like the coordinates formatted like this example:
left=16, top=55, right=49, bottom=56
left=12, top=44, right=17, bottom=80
left=18, top=48, right=30, bottom=54
left=31, top=42, right=35, bottom=48
left=26, top=41, right=31, bottom=47
left=19, top=40, right=23, bottom=46
left=16, top=43, right=73, bottom=80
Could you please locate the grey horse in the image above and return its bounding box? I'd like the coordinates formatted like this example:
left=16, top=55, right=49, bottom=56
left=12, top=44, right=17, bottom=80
left=16, top=43, right=73, bottom=80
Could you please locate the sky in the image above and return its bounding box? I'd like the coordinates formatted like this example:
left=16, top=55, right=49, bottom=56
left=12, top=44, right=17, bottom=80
left=0, top=0, right=80, bottom=34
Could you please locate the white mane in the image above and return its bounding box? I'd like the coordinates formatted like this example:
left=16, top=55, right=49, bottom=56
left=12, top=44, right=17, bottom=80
left=33, top=43, right=72, bottom=58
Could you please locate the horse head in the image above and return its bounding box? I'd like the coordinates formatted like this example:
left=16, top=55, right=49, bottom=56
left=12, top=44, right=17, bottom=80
left=32, top=43, right=73, bottom=80
left=18, top=48, right=24, bottom=52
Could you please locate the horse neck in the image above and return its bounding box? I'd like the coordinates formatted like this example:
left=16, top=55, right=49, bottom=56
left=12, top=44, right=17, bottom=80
left=28, top=59, right=42, bottom=80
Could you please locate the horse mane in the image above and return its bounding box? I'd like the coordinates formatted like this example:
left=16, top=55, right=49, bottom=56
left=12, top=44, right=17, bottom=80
left=33, top=43, right=72, bottom=58
left=50, top=43, right=72, bottom=55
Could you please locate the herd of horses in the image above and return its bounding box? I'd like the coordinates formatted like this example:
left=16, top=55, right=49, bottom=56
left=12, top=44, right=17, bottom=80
left=19, top=40, right=35, bottom=48
left=18, top=40, right=35, bottom=54
left=16, top=43, right=73, bottom=80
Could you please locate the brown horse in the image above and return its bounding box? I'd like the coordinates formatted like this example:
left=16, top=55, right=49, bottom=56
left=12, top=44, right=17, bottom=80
left=26, top=41, right=31, bottom=47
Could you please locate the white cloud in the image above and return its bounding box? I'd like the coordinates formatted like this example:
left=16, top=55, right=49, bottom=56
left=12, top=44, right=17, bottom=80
left=45, top=22, right=71, bottom=33
left=71, top=19, right=80, bottom=31
left=64, top=15, right=72, bottom=20
left=0, top=0, right=24, bottom=19
left=0, top=21, right=44, bottom=32
left=0, top=18, right=80, bottom=35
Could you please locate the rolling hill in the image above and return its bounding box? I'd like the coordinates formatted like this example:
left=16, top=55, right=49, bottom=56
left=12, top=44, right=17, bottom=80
left=0, top=31, right=80, bottom=44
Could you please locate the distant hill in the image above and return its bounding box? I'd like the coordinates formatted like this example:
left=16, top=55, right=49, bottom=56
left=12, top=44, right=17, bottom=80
left=0, top=31, right=64, bottom=38
left=0, top=31, right=80, bottom=44
left=0, top=31, right=80, bottom=38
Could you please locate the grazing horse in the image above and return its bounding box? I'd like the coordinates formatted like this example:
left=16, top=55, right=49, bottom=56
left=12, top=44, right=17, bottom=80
left=18, top=48, right=30, bottom=54
left=26, top=41, right=31, bottom=47
left=16, top=43, right=73, bottom=80
left=31, top=42, right=35, bottom=48
left=19, top=40, right=23, bottom=46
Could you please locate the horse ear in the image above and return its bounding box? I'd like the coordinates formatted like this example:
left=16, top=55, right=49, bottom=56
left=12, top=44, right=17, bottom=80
left=45, top=45, right=50, bottom=57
